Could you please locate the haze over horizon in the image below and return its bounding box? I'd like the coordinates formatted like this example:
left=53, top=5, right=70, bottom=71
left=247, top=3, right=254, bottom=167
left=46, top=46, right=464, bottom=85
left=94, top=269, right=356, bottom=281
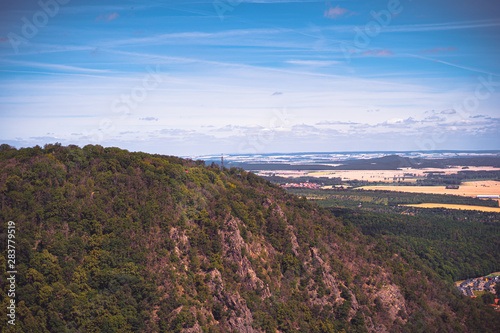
left=1, top=0, right=499, bottom=156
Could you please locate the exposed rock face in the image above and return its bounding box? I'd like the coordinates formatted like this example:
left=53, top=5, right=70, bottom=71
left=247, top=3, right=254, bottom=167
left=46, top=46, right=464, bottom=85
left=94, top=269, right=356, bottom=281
left=205, top=267, right=260, bottom=332
left=375, top=284, right=407, bottom=323
left=183, top=323, right=203, bottom=333
left=215, top=218, right=265, bottom=332
left=194, top=205, right=361, bottom=332
left=162, top=199, right=417, bottom=333
left=286, top=225, right=300, bottom=256
left=224, top=293, right=257, bottom=333
left=219, top=216, right=271, bottom=297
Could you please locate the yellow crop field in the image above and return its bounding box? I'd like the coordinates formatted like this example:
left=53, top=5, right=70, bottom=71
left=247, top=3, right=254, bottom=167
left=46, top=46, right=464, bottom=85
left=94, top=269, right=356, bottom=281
left=261, top=167, right=500, bottom=184
left=401, top=203, right=500, bottom=213
left=360, top=180, right=500, bottom=197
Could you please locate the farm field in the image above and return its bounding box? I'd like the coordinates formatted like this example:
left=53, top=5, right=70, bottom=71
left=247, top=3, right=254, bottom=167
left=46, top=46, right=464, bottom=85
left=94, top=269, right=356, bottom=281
left=360, top=180, right=500, bottom=197
left=258, top=166, right=500, bottom=183
left=401, top=203, right=500, bottom=213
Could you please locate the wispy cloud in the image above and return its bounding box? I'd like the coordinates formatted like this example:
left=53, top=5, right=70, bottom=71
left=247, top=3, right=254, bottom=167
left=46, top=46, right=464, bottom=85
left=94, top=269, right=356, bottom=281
left=286, top=60, right=339, bottom=66
left=0, top=69, right=116, bottom=79
left=377, top=117, right=418, bottom=128
left=321, top=19, right=500, bottom=34
left=242, top=0, right=326, bottom=2
left=421, top=46, right=457, bottom=53
left=316, top=120, right=359, bottom=125
left=0, top=43, right=96, bottom=57
left=104, top=49, right=347, bottom=80
left=361, top=49, right=393, bottom=57
left=100, top=28, right=291, bottom=49
left=407, top=54, right=500, bottom=76
left=324, top=5, right=356, bottom=20
left=2, top=60, right=112, bottom=74
left=421, top=115, right=446, bottom=123
left=383, top=20, right=500, bottom=32
left=95, top=12, right=120, bottom=22
left=440, top=109, right=456, bottom=115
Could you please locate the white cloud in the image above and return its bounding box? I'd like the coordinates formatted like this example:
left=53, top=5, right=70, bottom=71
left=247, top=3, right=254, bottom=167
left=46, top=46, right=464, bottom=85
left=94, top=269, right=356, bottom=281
left=316, top=120, right=359, bottom=125
left=440, top=109, right=456, bottom=114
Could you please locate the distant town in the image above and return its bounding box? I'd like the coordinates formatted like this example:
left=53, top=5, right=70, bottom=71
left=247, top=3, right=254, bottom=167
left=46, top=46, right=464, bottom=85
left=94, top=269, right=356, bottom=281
left=456, top=273, right=500, bottom=309
left=280, top=182, right=322, bottom=189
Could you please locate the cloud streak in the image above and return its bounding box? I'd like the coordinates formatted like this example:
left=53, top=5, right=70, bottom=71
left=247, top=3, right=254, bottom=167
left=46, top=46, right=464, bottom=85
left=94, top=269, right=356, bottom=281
left=324, top=6, right=356, bottom=20
left=2, top=60, right=112, bottom=74
left=421, top=46, right=458, bottom=53
left=378, top=20, right=500, bottom=33
left=95, top=12, right=120, bottom=22
left=286, top=60, right=340, bottom=66
left=320, top=19, right=500, bottom=34
left=361, top=49, right=394, bottom=57
left=407, top=54, right=500, bottom=77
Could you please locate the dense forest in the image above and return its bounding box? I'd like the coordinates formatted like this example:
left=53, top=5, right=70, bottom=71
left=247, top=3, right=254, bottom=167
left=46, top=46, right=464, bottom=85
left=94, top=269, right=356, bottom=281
left=415, top=170, right=500, bottom=186
left=328, top=208, right=499, bottom=282
left=287, top=188, right=500, bottom=281
left=261, top=175, right=343, bottom=186
left=1, top=144, right=499, bottom=332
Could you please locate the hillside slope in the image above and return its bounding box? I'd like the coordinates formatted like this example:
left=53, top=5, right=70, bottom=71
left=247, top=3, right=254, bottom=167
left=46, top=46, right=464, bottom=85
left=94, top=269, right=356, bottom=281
left=0, top=144, right=498, bottom=332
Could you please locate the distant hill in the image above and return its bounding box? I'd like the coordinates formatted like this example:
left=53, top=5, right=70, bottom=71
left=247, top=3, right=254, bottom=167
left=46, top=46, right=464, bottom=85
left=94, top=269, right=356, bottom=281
left=0, top=144, right=498, bottom=332
left=334, top=155, right=500, bottom=170
left=330, top=155, right=416, bottom=170
left=227, top=163, right=339, bottom=171
left=228, top=155, right=500, bottom=171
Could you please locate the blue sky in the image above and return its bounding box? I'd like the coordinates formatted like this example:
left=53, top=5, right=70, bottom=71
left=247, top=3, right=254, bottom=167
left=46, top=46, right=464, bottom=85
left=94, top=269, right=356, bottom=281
left=1, top=0, right=499, bottom=156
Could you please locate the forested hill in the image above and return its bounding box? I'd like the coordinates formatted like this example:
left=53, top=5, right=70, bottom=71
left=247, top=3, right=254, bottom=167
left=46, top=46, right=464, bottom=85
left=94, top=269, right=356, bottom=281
left=0, top=144, right=498, bottom=332
left=328, top=155, right=500, bottom=170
